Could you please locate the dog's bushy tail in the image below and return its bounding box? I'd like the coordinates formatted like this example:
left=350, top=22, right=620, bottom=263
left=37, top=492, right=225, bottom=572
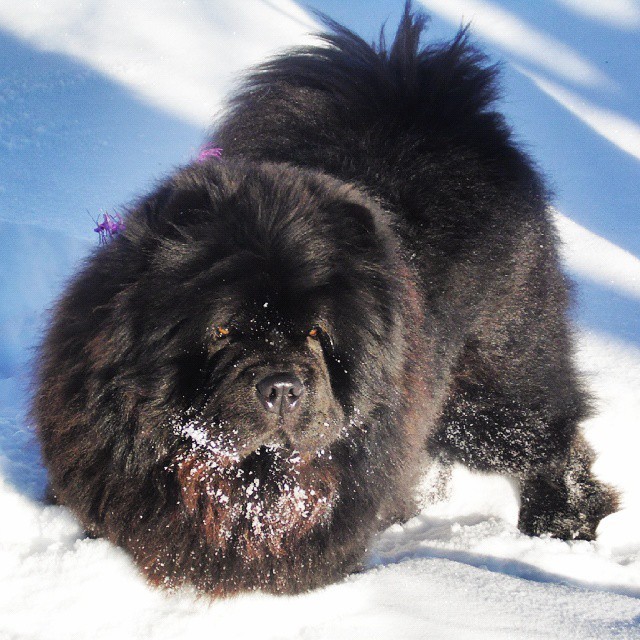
left=291, top=3, right=498, bottom=126
left=226, top=2, right=498, bottom=125
left=214, top=2, right=532, bottom=203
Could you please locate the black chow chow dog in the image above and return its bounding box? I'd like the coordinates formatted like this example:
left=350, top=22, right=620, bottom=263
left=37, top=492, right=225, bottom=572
left=33, top=5, right=617, bottom=596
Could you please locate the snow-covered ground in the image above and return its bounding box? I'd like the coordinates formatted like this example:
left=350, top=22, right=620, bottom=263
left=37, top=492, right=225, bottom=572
left=0, top=1, right=639, bottom=638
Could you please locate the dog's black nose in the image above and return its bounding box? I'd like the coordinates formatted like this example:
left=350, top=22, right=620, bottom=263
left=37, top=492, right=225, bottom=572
left=256, top=373, right=304, bottom=415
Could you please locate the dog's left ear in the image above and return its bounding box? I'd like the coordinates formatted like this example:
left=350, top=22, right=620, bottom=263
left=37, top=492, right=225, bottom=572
left=332, top=200, right=377, bottom=240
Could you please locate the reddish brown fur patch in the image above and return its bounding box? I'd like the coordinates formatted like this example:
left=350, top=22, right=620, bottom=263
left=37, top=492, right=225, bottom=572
left=175, top=448, right=339, bottom=562
left=375, top=266, right=436, bottom=525
left=397, top=264, right=435, bottom=442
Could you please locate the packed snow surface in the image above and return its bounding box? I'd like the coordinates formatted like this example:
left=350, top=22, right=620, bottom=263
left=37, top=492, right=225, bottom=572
left=0, top=1, right=638, bottom=638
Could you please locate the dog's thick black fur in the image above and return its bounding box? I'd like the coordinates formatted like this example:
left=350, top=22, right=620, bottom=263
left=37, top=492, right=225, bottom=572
left=33, top=5, right=617, bottom=596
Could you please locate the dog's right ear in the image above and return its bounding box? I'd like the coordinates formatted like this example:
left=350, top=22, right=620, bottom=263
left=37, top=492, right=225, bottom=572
left=126, top=181, right=217, bottom=246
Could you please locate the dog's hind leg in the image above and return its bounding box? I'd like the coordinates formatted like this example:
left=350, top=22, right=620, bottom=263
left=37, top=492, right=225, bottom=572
left=428, top=344, right=618, bottom=541
left=516, top=431, right=618, bottom=540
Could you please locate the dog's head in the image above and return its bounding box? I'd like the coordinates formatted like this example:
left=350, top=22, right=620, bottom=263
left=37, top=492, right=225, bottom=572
left=118, top=161, right=404, bottom=463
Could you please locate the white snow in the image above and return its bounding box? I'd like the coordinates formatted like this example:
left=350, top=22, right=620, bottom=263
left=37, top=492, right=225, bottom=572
left=419, top=0, right=612, bottom=88
left=553, top=0, right=640, bottom=30
left=553, top=212, right=640, bottom=301
left=0, top=0, right=317, bottom=126
left=0, top=1, right=639, bottom=639
left=519, top=68, right=640, bottom=162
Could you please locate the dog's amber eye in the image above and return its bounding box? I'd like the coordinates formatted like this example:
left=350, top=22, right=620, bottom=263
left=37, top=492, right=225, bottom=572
left=307, top=325, right=324, bottom=340
left=215, top=326, right=230, bottom=338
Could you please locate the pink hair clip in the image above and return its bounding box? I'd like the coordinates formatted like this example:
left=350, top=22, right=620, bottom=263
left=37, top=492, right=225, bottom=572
left=197, top=147, right=223, bottom=162
left=94, top=212, right=125, bottom=245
